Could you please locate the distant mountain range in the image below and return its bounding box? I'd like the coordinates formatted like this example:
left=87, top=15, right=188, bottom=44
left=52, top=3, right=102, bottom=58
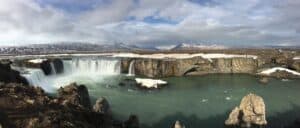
left=170, top=43, right=228, bottom=50
left=0, top=42, right=299, bottom=55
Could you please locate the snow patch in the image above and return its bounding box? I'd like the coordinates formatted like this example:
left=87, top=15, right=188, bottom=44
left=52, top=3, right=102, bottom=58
left=6, top=53, right=258, bottom=61
left=28, top=59, right=46, bottom=64
left=259, top=67, right=300, bottom=76
left=111, top=53, right=258, bottom=60
left=294, top=56, right=300, bottom=60
left=135, top=78, right=167, bottom=88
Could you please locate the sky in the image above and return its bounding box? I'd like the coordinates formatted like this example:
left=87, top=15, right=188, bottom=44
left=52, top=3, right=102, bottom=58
left=0, top=0, right=299, bottom=47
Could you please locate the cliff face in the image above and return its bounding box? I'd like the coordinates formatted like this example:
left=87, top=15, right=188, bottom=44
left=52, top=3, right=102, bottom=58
left=122, top=57, right=259, bottom=78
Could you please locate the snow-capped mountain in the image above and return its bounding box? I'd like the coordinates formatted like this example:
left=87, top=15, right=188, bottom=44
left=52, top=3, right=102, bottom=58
left=171, top=43, right=228, bottom=50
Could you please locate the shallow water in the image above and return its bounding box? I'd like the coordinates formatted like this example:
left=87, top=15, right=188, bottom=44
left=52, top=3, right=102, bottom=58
left=54, top=74, right=300, bottom=128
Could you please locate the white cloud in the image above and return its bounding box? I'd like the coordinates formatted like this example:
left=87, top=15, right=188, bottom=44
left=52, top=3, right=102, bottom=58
left=0, top=0, right=299, bottom=46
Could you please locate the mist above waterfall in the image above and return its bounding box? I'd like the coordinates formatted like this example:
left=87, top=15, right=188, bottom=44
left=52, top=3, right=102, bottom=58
left=22, top=57, right=121, bottom=92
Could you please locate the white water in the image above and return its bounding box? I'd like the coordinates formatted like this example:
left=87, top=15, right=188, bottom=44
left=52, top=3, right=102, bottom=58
left=22, top=58, right=121, bottom=92
left=22, top=69, right=54, bottom=91
left=50, top=62, right=57, bottom=75
left=62, top=58, right=121, bottom=75
left=128, top=60, right=135, bottom=76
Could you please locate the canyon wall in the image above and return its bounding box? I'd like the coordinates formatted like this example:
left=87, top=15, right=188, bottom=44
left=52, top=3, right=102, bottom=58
left=121, top=55, right=300, bottom=78
left=11, top=52, right=300, bottom=78
left=121, top=57, right=260, bottom=78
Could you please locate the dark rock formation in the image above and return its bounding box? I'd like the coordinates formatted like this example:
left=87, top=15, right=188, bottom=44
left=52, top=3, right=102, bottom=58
left=40, top=60, right=52, bottom=75
left=53, top=58, right=64, bottom=74
left=0, top=83, right=119, bottom=128
left=225, top=93, right=267, bottom=127
left=58, top=83, right=92, bottom=110
left=0, top=60, right=28, bottom=84
left=124, top=115, right=139, bottom=128
left=93, top=97, right=112, bottom=116
left=25, top=58, right=64, bottom=75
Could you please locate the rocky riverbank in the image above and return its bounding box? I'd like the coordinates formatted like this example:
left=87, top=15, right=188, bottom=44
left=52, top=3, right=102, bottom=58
left=0, top=82, right=142, bottom=128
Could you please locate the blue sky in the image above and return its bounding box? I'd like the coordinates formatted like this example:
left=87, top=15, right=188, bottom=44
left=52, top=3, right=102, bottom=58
left=0, top=0, right=299, bottom=47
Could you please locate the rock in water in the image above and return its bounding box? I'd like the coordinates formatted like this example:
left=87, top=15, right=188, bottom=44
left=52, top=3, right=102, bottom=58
left=58, top=83, right=92, bottom=110
left=124, top=115, right=139, bottom=128
left=173, top=120, right=185, bottom=128
left=93, top=97, right=112, bottom=116
left=240, top=93, right=267, bottom=126
left=225, top=93, right=267, bottom=127
left=225, top=107, right=240, bottom=125
left=259, top=77, right=269, bottom=84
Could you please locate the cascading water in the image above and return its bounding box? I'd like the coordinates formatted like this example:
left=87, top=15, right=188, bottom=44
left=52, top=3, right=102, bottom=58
left=21, top=57, right=121, bottom=92
left=21, top=68, right=53, bottom=90
left=50, top=62, right=57, bottom=75
left=63, top=58, right=121, bottom=75
left=127, top=60, right=135, bottom=76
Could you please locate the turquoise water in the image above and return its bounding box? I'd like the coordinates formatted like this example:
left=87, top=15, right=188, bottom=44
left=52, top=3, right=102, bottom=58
left=55, top=74, right=300, bottom=128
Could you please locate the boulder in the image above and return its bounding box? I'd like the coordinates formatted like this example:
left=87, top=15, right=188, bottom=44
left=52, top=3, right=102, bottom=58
left=58, top=83, right=92, bottom=110
left=225, top=93, right=267, bottom=127
left=93, top=97, right=112, bottom=116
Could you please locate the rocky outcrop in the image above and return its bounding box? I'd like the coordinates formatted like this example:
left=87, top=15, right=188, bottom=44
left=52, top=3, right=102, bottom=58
left=18, top=58, right=64, bottom=75
left=0, top=83, right=120, bottom=128
left=290, top=60, right=300, bottom=72
left=93, top=97, right=112, bottom=116
left=225, top=93, right=267, bottom=127
left=0, top=60, right=28, bottom=84
left=271, top=70, right=300, bottom=79
left=40, top=60, right=52, bottom=75
left=40, top=59, right=64, bottom=75
left=58, top=83, right=92, bottom=110
left=52, top=58, right=64, bottom=74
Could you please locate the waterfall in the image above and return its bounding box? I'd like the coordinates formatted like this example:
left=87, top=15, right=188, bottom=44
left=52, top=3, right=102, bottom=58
left=50, top=62, right=57, bottom=75
left=63, top=58, right=121, bottom=75
left=128, top=60, right=135, bottom=76
left=21, top=57, right=122, bottom=92
left=21, top=69, right=53, bottom=90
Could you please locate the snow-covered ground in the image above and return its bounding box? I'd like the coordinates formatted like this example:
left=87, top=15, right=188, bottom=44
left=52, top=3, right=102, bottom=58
left=294, top=56, right=300, bottom=60
left=111, top=53, right=258, bottom=60
left=259, top=67, right=300, bottom=76
left=1, top=53, right=258, bottom=61
left=135, top=78, right=167, bottom=88
left=28, top=59, right=47, bottom=63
